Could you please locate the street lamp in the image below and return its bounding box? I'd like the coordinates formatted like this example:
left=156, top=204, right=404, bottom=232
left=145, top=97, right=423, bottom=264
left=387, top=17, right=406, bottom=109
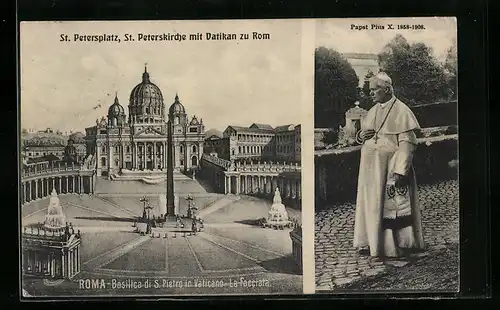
left=140, top=196, right=148, bottom=220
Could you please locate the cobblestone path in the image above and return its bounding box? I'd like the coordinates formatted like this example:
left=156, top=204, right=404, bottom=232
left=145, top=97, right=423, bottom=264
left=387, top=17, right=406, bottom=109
left=315, top=180, right=459, bottom=291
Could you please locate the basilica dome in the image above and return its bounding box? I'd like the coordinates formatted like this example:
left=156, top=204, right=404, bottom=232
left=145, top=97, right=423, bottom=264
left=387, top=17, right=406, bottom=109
left=129, top=67, right=165, bottom=123
left=169, top=94, right=186, bottom=115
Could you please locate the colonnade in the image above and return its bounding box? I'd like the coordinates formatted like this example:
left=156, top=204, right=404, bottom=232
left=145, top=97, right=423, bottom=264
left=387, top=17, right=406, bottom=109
left=132, top=141, right=166, bottom=170
left=23, top=245, right=80, bottom=279
left=21, top=173, right=95, bottom=205
left=224, top=174, right=301, bottom=200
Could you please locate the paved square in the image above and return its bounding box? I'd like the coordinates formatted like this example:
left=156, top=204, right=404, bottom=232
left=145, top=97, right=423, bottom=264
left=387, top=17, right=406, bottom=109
left=315, top=180, right=459, bottom=291
left=22, top=179, right=302, bottom=296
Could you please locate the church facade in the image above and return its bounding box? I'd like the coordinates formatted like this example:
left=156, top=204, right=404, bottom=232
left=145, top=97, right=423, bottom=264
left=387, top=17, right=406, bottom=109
left=85, top=68, right=205, bottom=177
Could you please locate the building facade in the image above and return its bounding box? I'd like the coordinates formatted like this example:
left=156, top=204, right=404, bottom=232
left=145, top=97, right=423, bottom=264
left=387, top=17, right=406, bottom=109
left=204, top=123, right=301, bottom=163
left=24, top=144, right=66, bottom=160
left=275, top=124, right=296, bottom=161
left=342, top=53, right=379, bottom=87
left=85, top=68, right=205, bottom=177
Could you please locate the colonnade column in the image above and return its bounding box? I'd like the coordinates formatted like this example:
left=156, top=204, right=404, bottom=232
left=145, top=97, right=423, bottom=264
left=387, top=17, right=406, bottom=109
left=225, top=175, right=232, bottom=195
left=296, top=179, right=301, bottom=199
left=235, top=175, right=240, bottom=195
left=34, top=180, right=38, bottom=200
left=133, top=143, right=137, bottom=169
left=153, top=143, right=157, bottom=170
left=23, top=182, right=28, bottom=204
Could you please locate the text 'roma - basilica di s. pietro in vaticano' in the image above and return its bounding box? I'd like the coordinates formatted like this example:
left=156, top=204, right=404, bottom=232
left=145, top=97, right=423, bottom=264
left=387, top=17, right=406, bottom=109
left=85, top=66, right=205, bottom=180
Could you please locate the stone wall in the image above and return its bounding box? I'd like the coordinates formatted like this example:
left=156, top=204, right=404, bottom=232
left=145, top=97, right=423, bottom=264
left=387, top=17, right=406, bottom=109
left=315, top=135, right=458, bottom=210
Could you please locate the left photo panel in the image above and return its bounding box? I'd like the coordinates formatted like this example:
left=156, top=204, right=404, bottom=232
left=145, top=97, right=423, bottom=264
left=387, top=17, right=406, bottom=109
left=19, top=20, right=308, bottom=297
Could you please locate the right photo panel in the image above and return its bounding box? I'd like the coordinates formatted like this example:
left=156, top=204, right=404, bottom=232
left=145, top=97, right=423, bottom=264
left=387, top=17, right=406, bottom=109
left=314, top=17, right=458, bottom=293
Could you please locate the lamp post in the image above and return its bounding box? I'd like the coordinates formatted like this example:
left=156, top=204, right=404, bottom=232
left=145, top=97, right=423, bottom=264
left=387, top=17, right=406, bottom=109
left=140, top=196, right=148, bottom=220
left=185, top=194, right=196, bottom=219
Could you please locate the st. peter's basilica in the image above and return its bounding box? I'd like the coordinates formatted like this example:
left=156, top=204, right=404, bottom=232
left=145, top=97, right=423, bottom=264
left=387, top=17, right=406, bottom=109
left=85, top=67, right=205, bottom=177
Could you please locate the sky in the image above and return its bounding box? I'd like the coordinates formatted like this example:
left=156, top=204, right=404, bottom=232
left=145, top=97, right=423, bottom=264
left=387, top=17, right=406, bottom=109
left=315, top=17, right=457, bottom=62
left=20, top=20, right=304, bottom=133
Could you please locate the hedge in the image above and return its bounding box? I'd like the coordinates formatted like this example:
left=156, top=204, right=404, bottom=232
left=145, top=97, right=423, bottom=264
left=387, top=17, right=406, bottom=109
left=410, top=101, right=458, bottom=128
left=315, top=135, right=458, bottom=209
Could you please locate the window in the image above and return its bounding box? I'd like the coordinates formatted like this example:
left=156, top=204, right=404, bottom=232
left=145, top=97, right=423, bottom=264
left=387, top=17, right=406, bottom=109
left=175, top=116, right=180, bottom=125
left=192, top=145, right=197, bottom=153
left=189, top=127, right=198, bottom=133
left=126, top=146, right=130, bottom=153
left=180, top=160, right=184, bottom=166
left=180, top=145, right=184, bottom=153
left=101, top=157, right=106, bottom=166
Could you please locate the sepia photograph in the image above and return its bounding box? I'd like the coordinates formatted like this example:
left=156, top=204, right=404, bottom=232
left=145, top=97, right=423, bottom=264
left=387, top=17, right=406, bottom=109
left=19, top=20, right=305, bottom=297
left=314, top=17, right=459, bottom=292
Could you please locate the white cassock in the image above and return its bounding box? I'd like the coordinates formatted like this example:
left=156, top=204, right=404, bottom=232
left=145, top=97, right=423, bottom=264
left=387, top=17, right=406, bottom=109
left=353, top=96, right=425, bottom=257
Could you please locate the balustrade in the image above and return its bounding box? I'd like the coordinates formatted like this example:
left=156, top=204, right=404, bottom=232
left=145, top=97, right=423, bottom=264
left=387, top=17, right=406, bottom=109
left=21, top=162, right=95, bottom=205
left=22, top=161, right=83, bottom=178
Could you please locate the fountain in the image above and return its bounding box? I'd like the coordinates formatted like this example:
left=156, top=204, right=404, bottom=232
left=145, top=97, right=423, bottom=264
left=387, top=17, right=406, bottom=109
left=44, top=188, right=66, bottom=230
left=262, top=188, right=292, bottom=229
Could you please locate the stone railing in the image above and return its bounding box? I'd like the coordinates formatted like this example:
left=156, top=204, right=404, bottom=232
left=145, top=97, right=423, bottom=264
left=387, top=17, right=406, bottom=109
left=22, top=223, right=81, bottom=243
left=201, top=154, right=232, bottom=170
left=230, top=160, right=301, bottom=173
left=22, top=162, right=83, bottom=178
left=315, top=134, right=458, bottom=208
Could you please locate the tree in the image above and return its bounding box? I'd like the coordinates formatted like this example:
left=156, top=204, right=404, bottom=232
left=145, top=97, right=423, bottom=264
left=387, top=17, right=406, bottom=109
left=315, top=47, right=359, bottom=142
left=378, top=35, right=449, bottom=105
left=444, top=38, right=457, bottom=100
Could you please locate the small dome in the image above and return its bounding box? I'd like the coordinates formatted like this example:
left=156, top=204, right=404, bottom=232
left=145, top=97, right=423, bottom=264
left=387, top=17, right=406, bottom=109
left=108, top=94, right=125, bottom=117
left=169, top=93, right=186, bottom=115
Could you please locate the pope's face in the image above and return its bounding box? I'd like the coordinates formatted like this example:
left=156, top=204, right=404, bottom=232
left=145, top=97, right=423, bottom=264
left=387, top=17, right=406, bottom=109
left=369, top=80, right=388, bottom=103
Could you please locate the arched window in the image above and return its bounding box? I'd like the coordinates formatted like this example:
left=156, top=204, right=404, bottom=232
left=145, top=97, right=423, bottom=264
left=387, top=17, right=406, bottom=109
left=101, top=157, right=106, bottom=167
left=175, top=116, right=180, bottom=125
left=192, top=156, right=198, bottom=166
left=126, top=145, right=130, bottom=153
left=115, top=145, right=119, bottom=153
left=180, top=145, right=184, bottom=153
left=232, top=149, right=235, bottom=155
left=192, top=145, right=197, bottom=153
left=115, top=159, right=119, bottom=166
left=101, top=146, right=106, bottom=153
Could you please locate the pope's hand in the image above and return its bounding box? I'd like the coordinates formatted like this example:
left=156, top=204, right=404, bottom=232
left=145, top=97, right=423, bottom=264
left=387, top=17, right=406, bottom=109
left=359, top=129, right=375, bottom=140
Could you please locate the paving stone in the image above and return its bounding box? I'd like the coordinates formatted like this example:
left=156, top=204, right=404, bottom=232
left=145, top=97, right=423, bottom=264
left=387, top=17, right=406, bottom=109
left=334, top=277, right=356, bottom=286
left=315, top=180, right=459, bottom=290
left=385, top=260, right=409, bottom=267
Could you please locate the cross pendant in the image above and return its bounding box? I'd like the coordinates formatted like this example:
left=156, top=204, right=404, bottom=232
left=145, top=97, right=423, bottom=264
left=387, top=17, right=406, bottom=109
left=374, top=134, right=379, bottom=144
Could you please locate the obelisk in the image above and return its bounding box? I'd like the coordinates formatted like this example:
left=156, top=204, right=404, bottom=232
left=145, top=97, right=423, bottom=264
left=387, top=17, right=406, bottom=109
left=166, top=118, right=175, bottom=218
